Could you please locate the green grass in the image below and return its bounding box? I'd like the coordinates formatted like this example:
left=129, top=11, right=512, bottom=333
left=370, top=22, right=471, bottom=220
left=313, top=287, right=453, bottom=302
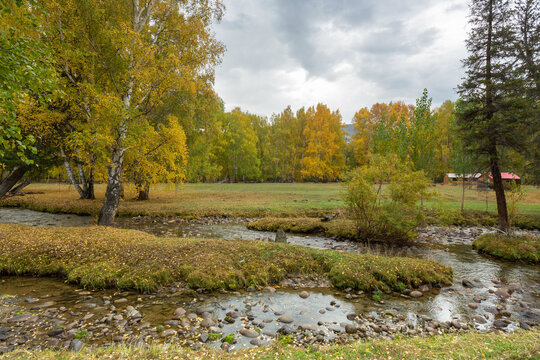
left=473, top=233, right=540, bottom=263
left=0, top=223, right=452, bottom=293
left=2, top=330, right=538, bottom=359
left=1, top=182, right=539, bottom=218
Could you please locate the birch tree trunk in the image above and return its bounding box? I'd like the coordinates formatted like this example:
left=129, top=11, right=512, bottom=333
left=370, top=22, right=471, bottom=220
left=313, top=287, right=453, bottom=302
left=0, top=167, right=27, bottom=199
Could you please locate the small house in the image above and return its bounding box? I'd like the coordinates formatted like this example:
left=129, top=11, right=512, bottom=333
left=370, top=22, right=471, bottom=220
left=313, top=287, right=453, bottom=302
left=443, top=173, right=482, bottom=184
left=487, top=172, right=521, bottom=185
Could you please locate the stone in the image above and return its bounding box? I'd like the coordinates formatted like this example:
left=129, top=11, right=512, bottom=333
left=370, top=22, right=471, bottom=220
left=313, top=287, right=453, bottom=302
left=47, top=328, right=64, bottom=337
left=493, top=320, right=508, bottom=328
left=275, top=228, right=287, bottom=243
left=467, top=303, right=478, bottom=309
left=263, top=287, right=276, bottom=293
left=345, top=324, right=357, bottom=334
left=70, top=339, right=83, bottom=351
left=200, top=318, right=216, bottom=328
left=277, top=325, right=295, bottom=335
left=462, top=279, right=475, bottom=288
left=174, top=307, right=186, bottom=316
left=114, top=298, right=128, bottom=303
left=250, top=339, right=262, bottom=346
left=278, top=316, right=294, bottom=324
left=239, top=328, right=259, bottom=338
left=494, top=288, right=511, bottom=299
left=300, top=324, right=317, bottom=332
left=7, top=313, right=34, bottom=323
left=500, top=310, right=511, bottom=317
left=299, top=291, right=310, bottom=299
left=200, top=333, right=209, bottom=343
left=473, top=315, right=487, bottom=324
left=161, top=329, right=177, bottom=337
left=409, top=291, right=423, bottom=298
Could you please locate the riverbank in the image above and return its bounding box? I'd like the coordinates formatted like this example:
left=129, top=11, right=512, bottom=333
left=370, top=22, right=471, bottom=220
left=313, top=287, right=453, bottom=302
left=2, top=330, right=538, bottom=359
left=473, top=234, right=540, bottom=263
left=0, top=224, right=452, bottom=292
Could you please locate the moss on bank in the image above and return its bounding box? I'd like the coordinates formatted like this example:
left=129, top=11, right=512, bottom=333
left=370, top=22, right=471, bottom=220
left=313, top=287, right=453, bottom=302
left=247, top=217, right=357, bottom=240
left=473, top=233, right=540, bottom=263
left=3, top=330, right=538, bottom=360
left=0, top=224, right=452, bottom=293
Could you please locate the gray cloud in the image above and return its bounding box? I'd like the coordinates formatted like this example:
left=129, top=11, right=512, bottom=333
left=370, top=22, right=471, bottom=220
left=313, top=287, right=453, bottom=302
left=213, top=0, right=468, bottom=122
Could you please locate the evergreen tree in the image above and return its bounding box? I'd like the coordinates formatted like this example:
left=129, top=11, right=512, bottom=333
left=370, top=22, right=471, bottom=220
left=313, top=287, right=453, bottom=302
left=457, top=0, right=526, bottom=231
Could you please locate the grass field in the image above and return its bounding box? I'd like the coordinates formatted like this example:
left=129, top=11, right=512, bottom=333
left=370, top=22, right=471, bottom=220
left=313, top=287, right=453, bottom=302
left=1, top=182, right=539, bottom=218
left=3, top=330, right=538, bottom=359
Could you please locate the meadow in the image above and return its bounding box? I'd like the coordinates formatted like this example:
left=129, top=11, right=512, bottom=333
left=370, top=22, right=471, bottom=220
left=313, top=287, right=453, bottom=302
left=1, top=182, right=539, bottom=218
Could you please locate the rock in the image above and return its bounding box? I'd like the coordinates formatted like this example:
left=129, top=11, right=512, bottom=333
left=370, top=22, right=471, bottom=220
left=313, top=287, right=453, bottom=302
left=200, top=333, right=209, bottom=343
left=174, top=307, right=186, bottom=316
left=419, top=284, right=430, bottom=292
left=47, top=328, right=64, bottom=337
left=467, top=303, right=478, bottom=309
left=263, top=287, right=276, bottom=293
left=7, top=313, right=34, bottom=323
left=462, top=279, right=475, bottom=288
left=299, top=291, right=310, bottom=299
left=409, top=291, right=423, bottom=298
left=200, top=318, right=216, bottom=328
left=345, top=324, right=357, bottom=334
left=250, top=339, right=262, bottom=346
left=384, top=309, right=399, bottom=317
left=275, top=228, right=287, bottom=243
left=114, top=298, right=128, bottom=303
left=278, top=316, right=294, bottom=324
left=161, top=329, right=177, bottom=337
left=70, top=339, right=83, bottom=351
left=473, top=315, right=487, bottom=324
left=319, top=309, right=326, bottom=314
left=277, top=325, right=295, bottom=335
left=221, top=342, right=231, bottom=351
left=239, top=328, right=259, bottom=338
left=247, top=286, right=256, bottom=292
left=494, top=288, right=511, bottom=299
left=299, top=324, right=317, bottom=332
left=224, top=316, right=235, bottom=324
left=113, top=336, right=123, bottom=342
left=500, top=310, right=511, bottom=317
left=127, top=309, right=141, bottom=319
left=493, top=320, right=508, bottom=328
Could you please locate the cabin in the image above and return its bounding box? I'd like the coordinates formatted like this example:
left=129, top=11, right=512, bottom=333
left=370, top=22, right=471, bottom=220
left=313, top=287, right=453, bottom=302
left=487, top=172, right=521, bottom=186
left=443, top=173, right=482, bottom=184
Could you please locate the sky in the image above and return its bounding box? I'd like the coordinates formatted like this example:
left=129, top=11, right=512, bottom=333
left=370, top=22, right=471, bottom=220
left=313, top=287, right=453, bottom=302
left=213, top=0, right=469, bottom=124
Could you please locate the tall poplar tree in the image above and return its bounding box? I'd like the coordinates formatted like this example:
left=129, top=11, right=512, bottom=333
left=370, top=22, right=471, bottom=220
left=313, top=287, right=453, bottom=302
left=457, top=0, right=526, bottom=231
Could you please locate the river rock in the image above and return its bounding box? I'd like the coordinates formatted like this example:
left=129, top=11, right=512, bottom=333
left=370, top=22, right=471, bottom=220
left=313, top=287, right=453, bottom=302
left=275, top=229, right=287, bottom=243
left=7, top=313, right=34, bottom=323
left=493, top=320, right=508, bottom=328
left=409, top=291, right=423, bottom=298
left=200, top=318, right=216, bottom=327
left=473, top=315, right=487, bottom=324
left=467, top=303, right=478, bottom=309
left=174, top=307, right=186, bottom=317
left=70, top=339, right=83, bottom=351
left=299, top=291, right=310, bottom=299
left=462, top=279, right=475, bottom=288
left=200, top=333, right=209, bottom=343
left=278, top=316, right=294, bottom=323
left=47, top=328, right=64, bottom=337
left=345, top=324, right=357, bottom=334
left=239, top=329, right=259, bottom=338
left=161, top=329, right=177, bottom=337
left=263, top=287, right=276, bottom=293
left=494, top=288, right=511, bottom=299
left=277, top=325, right=295, bottom=335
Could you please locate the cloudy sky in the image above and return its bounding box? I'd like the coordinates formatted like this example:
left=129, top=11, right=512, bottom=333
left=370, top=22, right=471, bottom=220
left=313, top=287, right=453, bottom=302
left=213, top=0, right=469, bottom=123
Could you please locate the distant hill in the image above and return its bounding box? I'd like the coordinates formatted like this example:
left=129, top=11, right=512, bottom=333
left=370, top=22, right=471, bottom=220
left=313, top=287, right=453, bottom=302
left=343, top=123, right=355, bottom=143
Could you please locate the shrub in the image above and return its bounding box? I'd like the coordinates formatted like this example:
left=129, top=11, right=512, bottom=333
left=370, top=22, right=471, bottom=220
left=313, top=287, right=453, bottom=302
left=344, top=154, right=432, bottom=244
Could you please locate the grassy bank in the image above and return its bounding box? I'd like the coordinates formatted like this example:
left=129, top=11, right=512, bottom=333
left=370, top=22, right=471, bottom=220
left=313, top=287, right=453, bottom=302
left=0, top=224, right=452, bottom=292
left=1, top=183, right=539, bottom=219
left=247, top=217, right=357, bottom=240
left=3, top=330, right=538, bottom=359
left=473, top=233, right=540, bottom=263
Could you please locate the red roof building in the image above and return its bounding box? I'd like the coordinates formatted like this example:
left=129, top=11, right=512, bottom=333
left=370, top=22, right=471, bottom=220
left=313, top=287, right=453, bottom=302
left=488, top=172, right=521, bottom=185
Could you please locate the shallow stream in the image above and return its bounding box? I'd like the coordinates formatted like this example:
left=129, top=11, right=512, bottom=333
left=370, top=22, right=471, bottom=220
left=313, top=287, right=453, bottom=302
left=0, top=207, right=538, bottom=351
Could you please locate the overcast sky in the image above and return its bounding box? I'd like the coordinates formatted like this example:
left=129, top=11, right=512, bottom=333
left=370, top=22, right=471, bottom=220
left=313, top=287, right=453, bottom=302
left=213, top=0, right=469, bottom=123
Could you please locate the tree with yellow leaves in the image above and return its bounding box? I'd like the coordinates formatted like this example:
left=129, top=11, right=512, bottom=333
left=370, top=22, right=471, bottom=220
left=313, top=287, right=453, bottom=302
left=301, top=104, right=345, bottom=182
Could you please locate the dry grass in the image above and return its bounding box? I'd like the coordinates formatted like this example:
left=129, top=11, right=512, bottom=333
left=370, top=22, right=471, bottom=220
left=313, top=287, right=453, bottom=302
left=473, top=233, right=540, bottom=263
left=0, top=224, right=452, bottom=293
left=1, top=183, right=539, bottom=219
left=247, top=217, right=357, bottom=240
left=3, top=330, right=538, bottom=359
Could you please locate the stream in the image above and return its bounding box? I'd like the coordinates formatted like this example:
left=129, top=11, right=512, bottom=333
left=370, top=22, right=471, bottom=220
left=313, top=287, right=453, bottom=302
left=0, top=207, right=539, bottom=352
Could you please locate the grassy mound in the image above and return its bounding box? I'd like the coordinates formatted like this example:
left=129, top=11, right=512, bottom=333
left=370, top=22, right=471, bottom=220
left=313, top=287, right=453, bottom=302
left=2, top=330, right=538, bottom=359
left=247, top=217, right=357, bottom=240
left=473, top=233, right=540, bottom=263
left=0, top=224, right=452, bottom=292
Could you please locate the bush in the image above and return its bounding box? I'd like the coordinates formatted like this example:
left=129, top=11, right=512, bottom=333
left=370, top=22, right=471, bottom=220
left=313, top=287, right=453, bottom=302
left=344, top=154, right=432, bottom=244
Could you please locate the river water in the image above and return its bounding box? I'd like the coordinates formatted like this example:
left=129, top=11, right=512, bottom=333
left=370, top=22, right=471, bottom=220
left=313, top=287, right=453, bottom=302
left=0, top=207, right=538, bottom=351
